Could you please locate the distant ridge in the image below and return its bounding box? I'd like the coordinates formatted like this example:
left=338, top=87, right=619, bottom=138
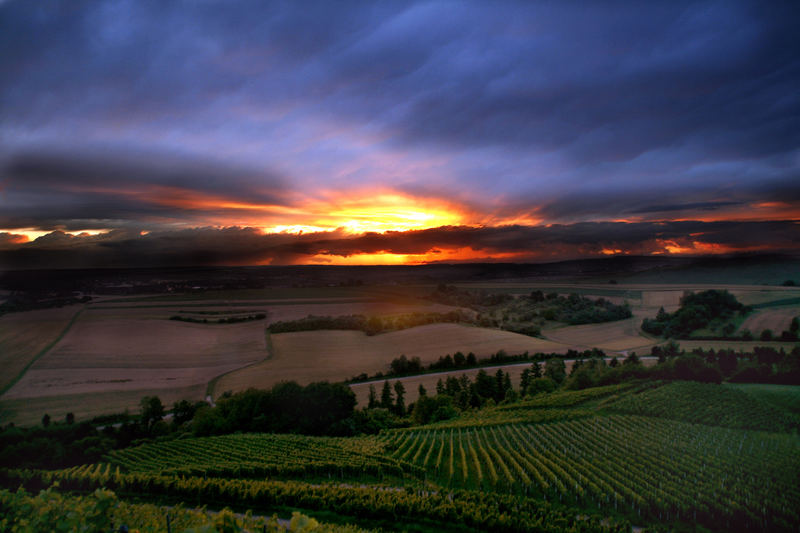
left=1, top=252, right=798, bottom=292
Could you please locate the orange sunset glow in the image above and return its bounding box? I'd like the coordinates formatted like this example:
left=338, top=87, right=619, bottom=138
left=0, top=0, right=797, bottom=270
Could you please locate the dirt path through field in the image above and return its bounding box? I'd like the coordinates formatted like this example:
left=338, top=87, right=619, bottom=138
left=0, top=306, right=84, bottom=395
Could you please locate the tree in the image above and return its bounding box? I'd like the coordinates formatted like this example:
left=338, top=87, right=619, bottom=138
left=760, top=329, right=774, bottom=341
left=531, top=361, right=542, bottom=378
left=65, top=412, right=75, bottom=425
left=494, top=369, right=506, bottom=401
left=393, top=381, right=406, bottom=416
left=41, top=414, right=50, bottom=428
left=609, top=357, right=619, bottom=368
left=544, top=358, right=566, bottom=385
left=418, top=383, right=427, bottom=397
left=436, top=378, right=445, bottom=395
left=474, top=369, right=495, bottom=400
left=367, top=385, right=378, bottom=409
left=527, top=377, right=556, bottom=396
left=172, top=400, right=198, bottom=426
left=365, top=316, right=383, bottom=335
left=380, top=381, right=393, bottom=409
left=445, top=376, right=461, bottom=396
left=502, top=372, right=513, bottom=399
left=520, top=368, right=532, bottom=394
left=623, top=352, right=640, bottom=366
left=140, top=396, right=165, bottom=430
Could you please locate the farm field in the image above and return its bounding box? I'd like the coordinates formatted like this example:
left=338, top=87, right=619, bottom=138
left=0, top=306, right=82, bottom=394
left=541, top=318, right=656, bottom=352
left=213, top=323, right=570, bottom=397
left=3, top=311, right=267, bottom=402
left=2, top=279, right=799, bottom=426
left=725, top=383, right=800, bottom=415
left=736, top=306, right=799, bottom=335
left=0, top=384, right=206, bottom=426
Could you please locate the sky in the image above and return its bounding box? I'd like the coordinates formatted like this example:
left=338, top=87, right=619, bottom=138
left=1, top=0, right=798, bottom=268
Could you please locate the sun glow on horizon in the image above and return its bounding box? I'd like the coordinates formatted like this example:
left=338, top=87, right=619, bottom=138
left=307, top=193, right=465, bottom=234
left=0, top=228, right=112, bottom=243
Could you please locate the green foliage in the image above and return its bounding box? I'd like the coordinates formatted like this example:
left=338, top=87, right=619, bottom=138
left=268, top=311, right=471, bottom=335
left=641, top=290, right=747, bottom=338
left=140, top=396, right=165, bottom=430
left=383, top=415, right=800, bottom=531
left=411, top=395, right=458, bottom=425
left=544, top=358, right=566, bottom=385
left=169, top=313, right=267, bottom=324
left=0, top=469, right=630, bottom=533
left=0, top=486, right=366, bottom=532
left=526, top=377, right=556, bottom=396
left=606, top=381, right=800, bottom=432
left=104, top=433, right=420, bottom=481
left=195, top=382, right=356, bottom=437
left=429, top=285, right=631, bottom=330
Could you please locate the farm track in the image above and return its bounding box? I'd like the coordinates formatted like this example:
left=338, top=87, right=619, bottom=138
left=0, top=307, right=84, bottom=396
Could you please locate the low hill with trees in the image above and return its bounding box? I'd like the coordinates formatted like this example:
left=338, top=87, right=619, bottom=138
left=641, top=289, right=749, bottom=338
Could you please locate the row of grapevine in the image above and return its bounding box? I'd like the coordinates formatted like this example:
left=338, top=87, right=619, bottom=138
left=606, top=381, right=800, bottom=432
left=105, top=433, right=423, bottom=480
left=497, top=383, right=637, bottom=411
left=385, top=415, right=800, bottom=531
left=0, top=468, right=631, bottom=533
left=0, top=486, right=367, bottom=532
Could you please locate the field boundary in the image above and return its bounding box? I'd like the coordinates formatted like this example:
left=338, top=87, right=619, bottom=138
left=206, top=330, right=274, bottom=398
left=0, top=307, right=85, bottom=397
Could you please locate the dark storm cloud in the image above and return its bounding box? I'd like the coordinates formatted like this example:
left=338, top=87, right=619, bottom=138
left=0, top=150, right=287, bottom=230
left=1, top=221, right=797, bottom=269
left=0, top=0, right=799, bottom=259
left=629, top=202, right=743, bottom=215
left=2, top=2, right=798, bottom=164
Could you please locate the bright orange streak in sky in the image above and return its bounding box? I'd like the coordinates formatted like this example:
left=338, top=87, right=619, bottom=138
left=0, top=228, right=111, bottom=243
left=307, top=247, right=531, bottom=265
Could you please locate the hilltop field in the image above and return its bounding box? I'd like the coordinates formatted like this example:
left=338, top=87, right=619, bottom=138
left=1, top=272, right=798, bottom=424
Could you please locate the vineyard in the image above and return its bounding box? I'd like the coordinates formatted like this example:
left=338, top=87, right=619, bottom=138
left=404, top=383, right=635, bottom=430
left=105, top=433, right=421, bottom=481
left=0, top=468, right=631, bottom=533
left=382, top=415, right=800, bottom=531
left=0, top=486, right=368, bottom=532
left=606, top=381, right=800, bottom=432
left=2, top=379, right=799, bottom=531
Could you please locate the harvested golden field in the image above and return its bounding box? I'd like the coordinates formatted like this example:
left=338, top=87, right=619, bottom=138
left=2, top=311, right=267, bottom=408
left=0, top=306, right=81, bottom=394
left=89, top=297, right=464, bottom=325
left=542, top=317, right=657, bottom=352
left=0, top=384, right=205, bottom=426
left=737, top=307, right=799, bottom=335
left=212, top=324, right=570, bottom=397
left=32, top=311, right=267, bottom=369
left=640, top=290, right=683, bottom=310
